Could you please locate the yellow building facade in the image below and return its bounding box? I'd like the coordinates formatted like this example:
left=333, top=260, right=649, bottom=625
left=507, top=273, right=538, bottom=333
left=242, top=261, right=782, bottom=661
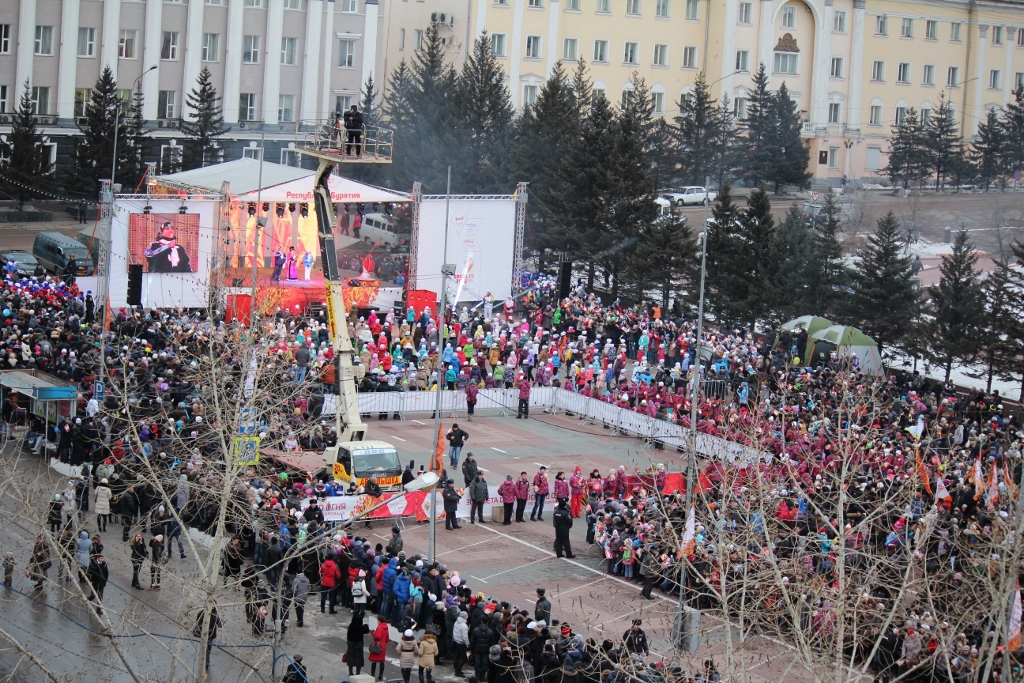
left=379, top=0, right=1024, bottom=184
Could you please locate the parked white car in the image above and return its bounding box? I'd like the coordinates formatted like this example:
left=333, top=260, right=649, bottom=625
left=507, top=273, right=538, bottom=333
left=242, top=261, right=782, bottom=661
left=663, top=186, right=717, bottom=206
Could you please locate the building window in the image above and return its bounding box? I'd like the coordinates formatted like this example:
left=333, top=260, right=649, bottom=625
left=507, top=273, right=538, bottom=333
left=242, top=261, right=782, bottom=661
left=523, top=85, right=539, bottom=106
left=35, top=26, right=53, bottom=55
left=828, top=102, right=840, bottom=123
left=993, top=26, right=1003, bottom=45
left=833, top=11, right=846, bottom=33
left=593, top=39, right=608, bottom=62
left=990, top=69, right=1002, bottom=89
left=203, top=33, right=220, bottom=61
left=414, top=29, right=424, bottom=50
left=566, top=0, right=580, bottom=10
left=239, top=93, right=257, bottom=121
left=284, top=0, right=302, bottom=8
left=781, top=6, right=795, bottom=29
left=626, top=0, right=640, bottom=14
left=869, top=104, right=882, bottom=125
left=897, top=62, right=910, bottom=83
left=490, top=33, right=506, bottom=57
left=527, top=0, right=542, bottom=6
left=596, top=0, right=610, bottom=12
left=621, top=88, right=635, bottom=109
left=281, top=37, right=297, bottom=65
left=242, top=147, right=262, bottom=160
left=773, top=52, right=797, bottom=74
left=875, top=15, right=887, bottom=36
left=947, top=66, right=960, bottom=86
left=335, top=94, right=353, bottom=113
left=738, top=2, right=751, bottom=24
left=871, top=60, right=885, bottom=82
left=563, top=38, right=578, bottom=60
left=0, top=85, right=7, bottom=113
left=895, top=106, right=907, bottom=125
left=733, top=96, right=747, bottom=118
left=526, top=35, right=542, bottom=58
left=74, top=88, right=91, bottom=117
left=828, top=146, right=839, bottom=169
left=341, top=0, right=357, bottom=11
left=78, top=28, right=96, bottom=57
left=830, top=57, right=843, bottom=78
left=920, top=107, right=931, bottom=125
left=654, top=44, right=668, bottom=66
left=161, top=32, right=180, bottom=60
left=656, top=0, right=669, bottom=18
left=116, top=89, right=132, bottom=113
left=207, top=0, right=224, bottom=5
left=278, top=94, right=295, bottom=122
left=158, top=90, right=176, bottom=119
left=925, top=20, right=937, bottom=39
left=281, top=149, right=301, bottom=166
left=0, top=24, right=10, bottom=54
left=652, top=91, right=665, bottom=114
left=901, top=18, right=913, bottom=38
left=623, top=41, right=639, bottom=64
left=922, top=64, right=935, bottom=85
left=950, top=22, right=961, bottom=42
left=1018, top=72, right=1024, bottom=90
left=30, top=87, right=50, bottom=115
left=591, top=87, right=606, bottom=105
left=1019, top=30, right=1024, bottom=46
left=399, top=29, right=405, bottom=50
left=496, top=0, right=509, bottom=5
left=685, top=0, right=698, bottom=20
left=683, top=45, right=697, bottom=68
left=866, top=146, right=881, bottom=170
left=736, top=50, right=749, bottom=72
left=244, top=0, right=264, bottom=7
left=119, top=30, right=137, bottom=59
left=338, top=40, right=355, bottom=67
left=243, top=35, right=260, bottom=63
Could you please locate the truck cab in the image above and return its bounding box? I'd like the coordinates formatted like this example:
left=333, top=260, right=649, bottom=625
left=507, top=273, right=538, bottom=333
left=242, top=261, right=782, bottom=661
left=324, top=440, right=404, bottom=492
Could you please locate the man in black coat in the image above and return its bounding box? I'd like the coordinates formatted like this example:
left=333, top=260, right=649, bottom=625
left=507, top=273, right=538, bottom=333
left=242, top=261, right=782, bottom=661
left=552, top=499, right=575, bottom=558
left=443, top=480, right=462, bottom=530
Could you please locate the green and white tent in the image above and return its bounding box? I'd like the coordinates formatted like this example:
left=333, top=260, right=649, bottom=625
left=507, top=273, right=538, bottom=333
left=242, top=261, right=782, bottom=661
left=808, top=324, right=883, bottom=376
left=781, top=316, right=833, bottom=359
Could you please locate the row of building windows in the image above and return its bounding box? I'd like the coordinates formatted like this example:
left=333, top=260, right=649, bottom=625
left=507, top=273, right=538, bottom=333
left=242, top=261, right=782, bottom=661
left=493, top=0, right=694, bottom=18
left=490, top=34, right=700, bottom=67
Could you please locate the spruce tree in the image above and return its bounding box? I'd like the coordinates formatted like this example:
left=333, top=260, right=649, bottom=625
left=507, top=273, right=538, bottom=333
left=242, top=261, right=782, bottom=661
left=844, top=211, right=918, bottom=352
left=674, top=72, right=732, bottom=187
left=769, top=83, right=811, bottom=193
left=925, top=229, right=984, bottom=381
left=738, top=187, right=777, bottom=324
left=806, top=191, right=846, bottom=318
left=927, top=94, right=961, bottom=191
left=740, top=64, right=774, bottom=187
left=181, top=67, right=228, bottom=170
left=70, top=66, right=123, bottom=196
left=628, top=214, right=696, bottom=310
left=449, top=32, right=514, bottom=194
left=0, top=81, right=55, bottom=209
left=976, top=258, right=1024, bottom=392
left=770, top=205, right=813, bottom=324
left=1002, top=87, right=1024, bottom=176
left=883, top=108, right=928, bottom=188
left=972, top=108, right=1005, bottom=189
left=119, top=83, right=149, bottom=191
left=360, top=74, right=379, bottom=127
left=703, top=184, right=747, bottom=324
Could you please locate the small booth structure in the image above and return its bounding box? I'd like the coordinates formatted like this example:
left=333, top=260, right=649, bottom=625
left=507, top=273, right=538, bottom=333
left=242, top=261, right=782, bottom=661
left=807, top=325, right=884, bottom=376
left=0, top=369, right=78, bottom=452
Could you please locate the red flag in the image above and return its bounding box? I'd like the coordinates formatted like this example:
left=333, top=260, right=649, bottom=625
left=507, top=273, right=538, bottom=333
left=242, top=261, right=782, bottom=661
left=431, top=423, right=445, bottom=474
left=918, top=457, right=933, bottom=496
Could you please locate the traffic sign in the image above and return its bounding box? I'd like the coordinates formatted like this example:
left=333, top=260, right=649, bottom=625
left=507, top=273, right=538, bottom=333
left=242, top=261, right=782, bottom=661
left=93, top=381, right=104, bottom=401
left=1015, top=170, right=1022, bottom=181
left=233, top=436, right=261, bottom=465
left=811, top=190, right=819, bottom=201
left=238, top=407, right=257, bottom=435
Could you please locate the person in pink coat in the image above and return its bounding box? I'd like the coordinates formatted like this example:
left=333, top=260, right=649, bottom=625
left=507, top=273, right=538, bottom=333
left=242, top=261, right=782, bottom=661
left=497, top=475, right=516, bottom=525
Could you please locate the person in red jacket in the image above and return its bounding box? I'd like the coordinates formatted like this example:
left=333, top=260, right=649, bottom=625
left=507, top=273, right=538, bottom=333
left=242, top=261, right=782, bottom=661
left=320, top=554, right=342, bottom=614
left=516, top=376, right=531, bottom=419
left=568, top=467, right=585, bottom=518
left=369, top=613, right=390, bottom=681
left=514, top=472, right=531, bottom=523
left=497, top=475, right=516, bottom=525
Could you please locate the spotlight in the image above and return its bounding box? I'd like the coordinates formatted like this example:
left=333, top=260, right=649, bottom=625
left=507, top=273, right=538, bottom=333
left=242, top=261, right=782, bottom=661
left=288, top=203, right=296, bottom=213
left=262, top=202, right=269, bottom=212
left=178, top=204, right=188, bottom=215
left=300, top=203, right=309, bottom=218
left=143, top=205, right=152, bottom=214
left=247, top=202, right=256, bottom=217
left=276, top=203, right=285, bottom=218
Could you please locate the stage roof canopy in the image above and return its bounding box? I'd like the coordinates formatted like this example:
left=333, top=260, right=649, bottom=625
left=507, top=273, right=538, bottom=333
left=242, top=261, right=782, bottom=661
left=156, top=158, right=411, bottom=203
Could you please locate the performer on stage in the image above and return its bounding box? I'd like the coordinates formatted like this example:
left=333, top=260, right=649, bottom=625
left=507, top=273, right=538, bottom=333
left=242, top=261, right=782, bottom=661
left=286, top=247, right=298, bottom=280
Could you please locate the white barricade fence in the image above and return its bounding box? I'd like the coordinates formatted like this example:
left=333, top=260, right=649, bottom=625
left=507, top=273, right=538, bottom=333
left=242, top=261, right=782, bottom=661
left=347, top=387, right=768, bottom=465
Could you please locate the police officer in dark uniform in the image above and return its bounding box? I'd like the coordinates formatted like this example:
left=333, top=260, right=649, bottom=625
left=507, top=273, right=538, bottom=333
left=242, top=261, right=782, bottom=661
left=552, top=498, right=575, bottom=558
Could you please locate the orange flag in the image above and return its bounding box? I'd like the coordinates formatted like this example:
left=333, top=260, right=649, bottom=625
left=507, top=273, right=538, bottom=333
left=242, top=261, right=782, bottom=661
left=1004, top=462, right=1019, bottom=499
left=1011, top=580, right=1022, bottom=652
left=431, top=423, right=445, bottom=475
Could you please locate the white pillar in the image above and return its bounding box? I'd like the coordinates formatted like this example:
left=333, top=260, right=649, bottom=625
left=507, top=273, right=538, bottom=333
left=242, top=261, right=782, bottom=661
left=973, top=25, right=988, bottom=137
left=57, top=0, right=82, bottom=120
left=300, top=0, right=324, bottom=120
left=475, top=0, right=489, bottom=39
left=508, top=0, right=526, bottom=107
left=223, top=0, right=245, bottom=123
left=182, top=0, right=205, bottom=113
left=15, top=0, right=36, bottom=99
left=809, top=0, right=833, bottom=126
left=721, top=0, right=739, bottom=96
left=263, top=0, right=285, bottom=123
left=361, top=0, right=380, bottom=93
left=758, top=0, right=774, bottom=86
left=320, top=0, right=337, bottom=118
left=100, top=0, right=122, bottom=80
left=846, top=0, right=865, bottom=129
left=1004, top=27, right=1015, bottom=105
left=544, top=0, right=560, bottom=77
left=141, top=0, right=163, bottom=120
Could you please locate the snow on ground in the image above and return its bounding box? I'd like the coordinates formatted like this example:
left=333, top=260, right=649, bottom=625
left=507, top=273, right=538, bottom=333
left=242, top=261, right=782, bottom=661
left=887, top=350, right=1023, bottom=401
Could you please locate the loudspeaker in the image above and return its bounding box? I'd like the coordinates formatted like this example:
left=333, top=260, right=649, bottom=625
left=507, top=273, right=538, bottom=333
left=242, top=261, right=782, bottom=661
left=127, top=264, right=143, bottom=306
left=557, top=261, right=572, bottom=300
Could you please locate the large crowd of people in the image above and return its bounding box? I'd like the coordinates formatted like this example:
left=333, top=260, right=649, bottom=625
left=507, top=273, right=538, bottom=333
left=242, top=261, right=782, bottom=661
left=2, top=267, right=1024, bottom=683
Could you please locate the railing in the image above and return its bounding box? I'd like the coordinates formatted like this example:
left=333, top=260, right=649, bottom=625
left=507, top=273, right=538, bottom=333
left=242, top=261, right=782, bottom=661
left=236, top=120, right=264, bottom=131
left=801, top=121, right=815, bottom=135
left=31, top=114, right=58, bottom=126
left=296, top=119, right=394, bottom=163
